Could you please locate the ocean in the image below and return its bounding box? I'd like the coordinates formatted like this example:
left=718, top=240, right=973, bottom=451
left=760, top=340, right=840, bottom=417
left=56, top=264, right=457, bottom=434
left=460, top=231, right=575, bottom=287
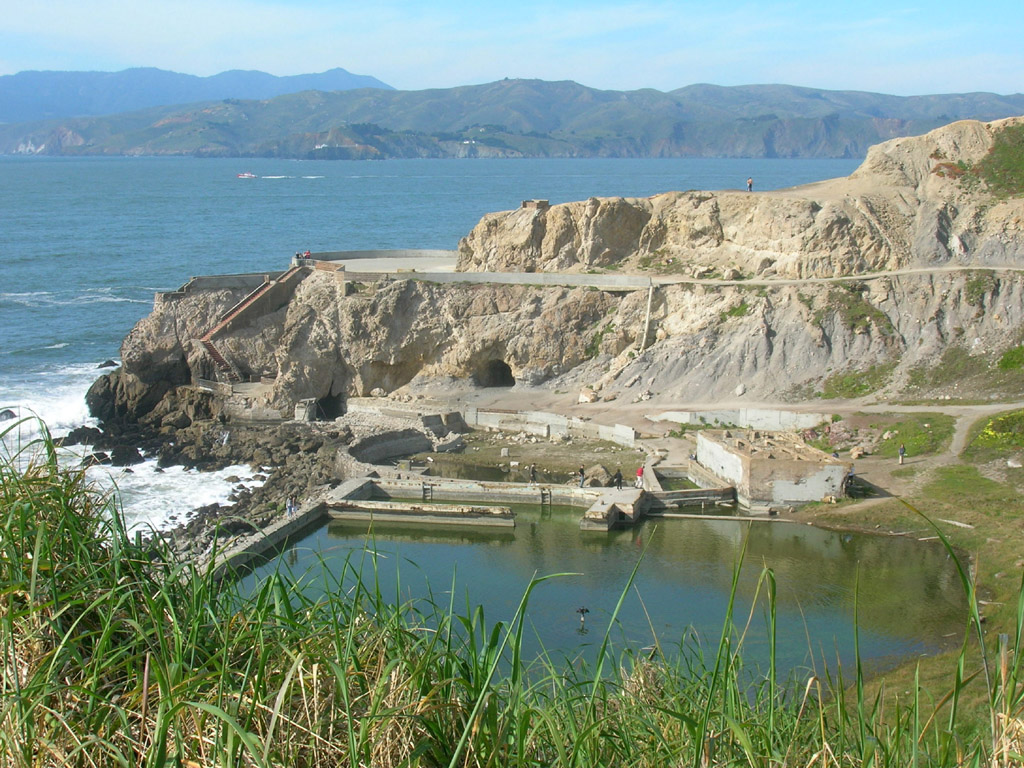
left=0, top=155, right=860, bottom=529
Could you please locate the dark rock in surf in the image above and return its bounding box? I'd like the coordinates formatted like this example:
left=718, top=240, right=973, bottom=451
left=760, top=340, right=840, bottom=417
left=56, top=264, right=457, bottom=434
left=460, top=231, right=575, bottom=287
left=56, top=425, right=104, bottom=447
left=110, top=444, right=145, bottom=466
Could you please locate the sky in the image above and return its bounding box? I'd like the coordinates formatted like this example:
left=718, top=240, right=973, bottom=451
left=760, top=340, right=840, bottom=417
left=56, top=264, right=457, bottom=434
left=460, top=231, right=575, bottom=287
left=1, top=0, right=1022, bottom=96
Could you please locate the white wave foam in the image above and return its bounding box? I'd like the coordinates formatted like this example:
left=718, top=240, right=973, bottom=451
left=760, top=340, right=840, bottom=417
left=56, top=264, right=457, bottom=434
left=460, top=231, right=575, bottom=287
left=69, top=294, right=147, bottom=305
left=84, top=459, right=266, bottom=534
left=1, top=291, right=53, bottom=299
left=302, top=175, right=325, bottom=179
left=261, top=175, right=292, bottom=179
left=44, top=342, right=70, bottom=349
left=0, top=361, right=107, bottom=437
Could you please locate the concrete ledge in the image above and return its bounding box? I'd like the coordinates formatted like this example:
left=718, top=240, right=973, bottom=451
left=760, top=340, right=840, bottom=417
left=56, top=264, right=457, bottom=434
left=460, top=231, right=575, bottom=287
left=328, top=497, right=515, bottom=528
left=210, top=501, right=326, bottom=579
left=313, top=249, right=458, bottom=261
left=375, top=476, right=594, bottom=507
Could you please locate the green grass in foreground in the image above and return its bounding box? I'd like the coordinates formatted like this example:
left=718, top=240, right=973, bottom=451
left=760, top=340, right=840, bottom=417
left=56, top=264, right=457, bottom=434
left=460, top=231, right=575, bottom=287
left=4, top=417, right=1024, bottom=766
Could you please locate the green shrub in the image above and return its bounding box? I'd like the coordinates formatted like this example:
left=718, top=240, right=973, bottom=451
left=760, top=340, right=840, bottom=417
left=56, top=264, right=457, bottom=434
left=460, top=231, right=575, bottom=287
left=972, top=408, right=1024, bottom=450
left=718, top=300, right=749, bottom=322
left=964, top=270, right=996, bottom=307
left=814, top=288, right=894, bottom=336
left=997, top=345, right=1024, bottom=371
left=820, top=362, right=896, bottom=399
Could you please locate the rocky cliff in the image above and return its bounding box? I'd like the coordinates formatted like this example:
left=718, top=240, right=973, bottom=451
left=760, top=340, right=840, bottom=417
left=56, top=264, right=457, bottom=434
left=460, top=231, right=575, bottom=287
left=457, top=118, right=1024, bottom=280
left=91, top=117, right=1024, bottom=433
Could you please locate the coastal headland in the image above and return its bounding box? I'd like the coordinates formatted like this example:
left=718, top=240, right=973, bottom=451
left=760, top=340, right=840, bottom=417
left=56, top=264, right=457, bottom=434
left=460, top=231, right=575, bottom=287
left=78, top=117, right=1024, bottom=653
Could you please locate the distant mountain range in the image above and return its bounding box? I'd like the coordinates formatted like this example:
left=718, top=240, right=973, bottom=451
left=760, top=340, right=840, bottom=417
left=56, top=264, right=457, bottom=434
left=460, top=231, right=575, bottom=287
left=1, top=75, right=1022, bottom=159
left=0, top=67, right=393, bottom=123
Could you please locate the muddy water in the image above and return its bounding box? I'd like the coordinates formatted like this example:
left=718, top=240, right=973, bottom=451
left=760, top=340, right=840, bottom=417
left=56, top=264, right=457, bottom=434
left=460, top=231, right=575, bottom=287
left=245, top=503, right=966, bottom=677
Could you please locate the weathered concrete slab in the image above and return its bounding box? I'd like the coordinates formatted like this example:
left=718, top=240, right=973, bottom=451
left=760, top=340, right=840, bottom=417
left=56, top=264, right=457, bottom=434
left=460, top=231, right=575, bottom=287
left=327, top=498, right=515, bottom=527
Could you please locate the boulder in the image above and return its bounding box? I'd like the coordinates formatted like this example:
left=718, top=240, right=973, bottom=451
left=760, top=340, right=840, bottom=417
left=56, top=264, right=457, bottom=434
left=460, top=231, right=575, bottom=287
left=110, top=444, right=144, bottom=466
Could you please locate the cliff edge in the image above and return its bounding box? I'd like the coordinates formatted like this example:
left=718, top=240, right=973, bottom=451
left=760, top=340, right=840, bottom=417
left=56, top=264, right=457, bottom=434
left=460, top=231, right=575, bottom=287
left=457, top=118, right=1024, bottom=280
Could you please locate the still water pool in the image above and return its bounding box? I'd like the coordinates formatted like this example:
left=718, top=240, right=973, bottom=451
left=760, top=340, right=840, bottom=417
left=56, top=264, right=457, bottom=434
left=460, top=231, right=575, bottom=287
left=242, top=504, right=966, bottom=677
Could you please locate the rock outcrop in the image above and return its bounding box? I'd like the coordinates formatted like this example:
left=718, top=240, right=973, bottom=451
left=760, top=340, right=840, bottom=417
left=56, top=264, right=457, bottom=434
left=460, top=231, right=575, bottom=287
left=457, top=117, right=1024, bottom=280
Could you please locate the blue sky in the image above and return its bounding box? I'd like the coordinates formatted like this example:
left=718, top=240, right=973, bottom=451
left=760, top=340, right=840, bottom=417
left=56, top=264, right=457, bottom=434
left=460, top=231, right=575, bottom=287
left=2, top=0, right=1021, bottom=95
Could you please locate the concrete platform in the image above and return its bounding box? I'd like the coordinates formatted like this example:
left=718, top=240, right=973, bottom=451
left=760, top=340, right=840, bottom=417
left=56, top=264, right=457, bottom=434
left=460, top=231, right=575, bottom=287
left=327, top=498, right=515, bottom=527
left=579, top=488, right=647, bottom=531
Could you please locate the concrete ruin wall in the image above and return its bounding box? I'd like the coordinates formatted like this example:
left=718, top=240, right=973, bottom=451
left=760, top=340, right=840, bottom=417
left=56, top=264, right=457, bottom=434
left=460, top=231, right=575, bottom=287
left=465, top=407, right=636, bottom=447
left=660, top=408, right=834, bottom=431
left=348, top=428, right=434, bottom=464
left=695, top=432, right=747, bottom=490
left=696, top=430, right=850, bottom=507
left=748, top=458, right=848, bottom=504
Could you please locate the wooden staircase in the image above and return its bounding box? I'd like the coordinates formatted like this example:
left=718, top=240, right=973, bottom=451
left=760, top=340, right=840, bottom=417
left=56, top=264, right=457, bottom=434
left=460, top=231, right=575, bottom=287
left=199, top=339, right=241, bottom=382
left=196, top=265, right=305, bottom=383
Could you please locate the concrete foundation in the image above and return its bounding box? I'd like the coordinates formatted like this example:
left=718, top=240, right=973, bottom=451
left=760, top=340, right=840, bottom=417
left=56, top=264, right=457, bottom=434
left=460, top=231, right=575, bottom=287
left=696, top=430, right=850, bottom=508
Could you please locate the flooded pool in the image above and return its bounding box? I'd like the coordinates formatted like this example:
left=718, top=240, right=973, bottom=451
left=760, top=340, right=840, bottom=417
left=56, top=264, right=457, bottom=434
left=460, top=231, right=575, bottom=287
left=243, top=503, right=966, bottom=677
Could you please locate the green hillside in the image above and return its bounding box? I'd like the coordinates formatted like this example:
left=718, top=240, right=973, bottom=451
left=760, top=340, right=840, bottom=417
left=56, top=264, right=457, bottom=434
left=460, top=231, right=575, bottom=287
left=1, top=78, right=1022, bottom=159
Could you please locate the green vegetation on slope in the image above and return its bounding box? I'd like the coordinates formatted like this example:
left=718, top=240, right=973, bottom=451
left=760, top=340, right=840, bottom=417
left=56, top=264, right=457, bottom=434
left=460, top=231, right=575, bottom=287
left=974, top=123, right=1024, bottom=197
left=820, top=361, right=896, bottom=399
left=933, top=123, right=1024, bottom=198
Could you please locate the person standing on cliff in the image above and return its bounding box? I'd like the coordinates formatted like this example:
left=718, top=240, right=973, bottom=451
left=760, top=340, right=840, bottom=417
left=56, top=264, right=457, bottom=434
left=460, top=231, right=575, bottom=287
left=578, top=465, right=586, bottom=488
left=529, top=463, right=537, bottom=485
left=613, top=469, right=623, bottom=490
left=747, top=177, right=753, bottom=192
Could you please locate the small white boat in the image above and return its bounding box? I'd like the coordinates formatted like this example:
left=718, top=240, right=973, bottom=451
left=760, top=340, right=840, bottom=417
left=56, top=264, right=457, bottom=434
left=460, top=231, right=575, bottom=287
left=237, top=172, right=257, bottom=179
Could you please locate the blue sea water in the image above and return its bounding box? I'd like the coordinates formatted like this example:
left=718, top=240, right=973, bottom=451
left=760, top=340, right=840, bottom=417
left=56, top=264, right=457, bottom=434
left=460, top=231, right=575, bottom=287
left=0, top=155, right=858, bottom=525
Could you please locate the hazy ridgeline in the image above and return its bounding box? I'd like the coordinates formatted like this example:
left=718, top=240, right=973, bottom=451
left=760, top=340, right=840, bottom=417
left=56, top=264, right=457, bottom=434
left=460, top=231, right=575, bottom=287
left=2, top=416, right=1022, bottom=767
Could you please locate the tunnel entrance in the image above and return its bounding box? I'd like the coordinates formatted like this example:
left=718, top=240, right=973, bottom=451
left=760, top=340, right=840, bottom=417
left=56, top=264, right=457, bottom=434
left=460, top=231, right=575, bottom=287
left=475, top=359, right=516, bottom=388
left=315, top=393, right=346, bottom=420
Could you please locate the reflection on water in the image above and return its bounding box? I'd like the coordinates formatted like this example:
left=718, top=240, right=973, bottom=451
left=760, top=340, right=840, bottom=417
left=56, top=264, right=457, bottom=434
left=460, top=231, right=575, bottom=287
left=241, top=503, right=966, bottom=677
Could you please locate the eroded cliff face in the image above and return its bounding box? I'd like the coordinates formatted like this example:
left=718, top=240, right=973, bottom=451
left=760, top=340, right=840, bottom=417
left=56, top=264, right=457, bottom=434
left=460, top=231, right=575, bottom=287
left=97, top=274, right=633, bottom=421
left=92, top=117, right=1024, bottom=427
left=457, top=118, right=1024, bottom=279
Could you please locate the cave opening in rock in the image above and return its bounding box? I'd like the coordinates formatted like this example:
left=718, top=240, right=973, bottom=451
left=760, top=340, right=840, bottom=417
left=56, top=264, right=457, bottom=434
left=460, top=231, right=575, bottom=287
left=475, top=359, right=515, bottom=388
left=315, top=393, right=346, bottom=420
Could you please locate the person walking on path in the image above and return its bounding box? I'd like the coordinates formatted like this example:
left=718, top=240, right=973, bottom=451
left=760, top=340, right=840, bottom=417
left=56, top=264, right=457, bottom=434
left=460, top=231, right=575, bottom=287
left=747, top=177, right=753, bottom=192
left=529, top=463, right=537, bottom=485
left=898, top=443, right=906, bottom=465
left=578, top=465, right=586, bottom=488
left=613, top=469, right=623, bottom=490
left=635, top=466, right=644, bottom=489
